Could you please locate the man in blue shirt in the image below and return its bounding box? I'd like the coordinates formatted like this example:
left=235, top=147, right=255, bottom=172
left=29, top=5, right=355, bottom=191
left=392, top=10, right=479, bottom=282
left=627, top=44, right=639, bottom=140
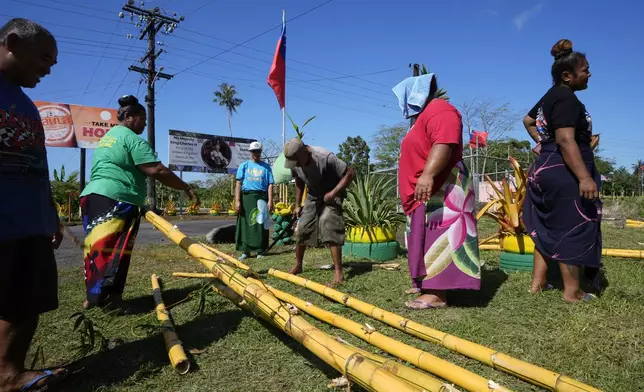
left=235, top=141, right=274, bottom=260
left=0, top=18, right=68, bottom=391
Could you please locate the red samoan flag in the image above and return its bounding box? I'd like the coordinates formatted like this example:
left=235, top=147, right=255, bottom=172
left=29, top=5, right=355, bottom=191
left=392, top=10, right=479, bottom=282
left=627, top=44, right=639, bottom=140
left=267, top=15, right=286, bottom=109
left=469, top=131, right=488, bottom=149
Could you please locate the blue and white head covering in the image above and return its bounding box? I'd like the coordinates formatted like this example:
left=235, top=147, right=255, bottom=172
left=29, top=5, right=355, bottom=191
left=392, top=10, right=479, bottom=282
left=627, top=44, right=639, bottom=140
left=392, top=73, right=436, bottom=119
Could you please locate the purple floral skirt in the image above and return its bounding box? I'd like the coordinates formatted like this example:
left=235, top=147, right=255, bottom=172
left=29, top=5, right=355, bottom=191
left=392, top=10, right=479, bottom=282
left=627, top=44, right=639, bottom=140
left=406, top=162, right=481, bottom=291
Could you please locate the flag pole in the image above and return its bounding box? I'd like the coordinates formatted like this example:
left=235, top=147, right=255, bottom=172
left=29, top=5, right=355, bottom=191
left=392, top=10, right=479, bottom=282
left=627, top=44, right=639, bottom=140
left=281, top=9, right=286, bottom=204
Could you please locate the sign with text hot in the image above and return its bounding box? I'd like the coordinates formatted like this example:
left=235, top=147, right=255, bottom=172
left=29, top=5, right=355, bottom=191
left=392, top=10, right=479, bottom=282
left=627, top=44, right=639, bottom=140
left=168, top=129, right=255, bottom=174
left=34, top=101, right=119, bottom=148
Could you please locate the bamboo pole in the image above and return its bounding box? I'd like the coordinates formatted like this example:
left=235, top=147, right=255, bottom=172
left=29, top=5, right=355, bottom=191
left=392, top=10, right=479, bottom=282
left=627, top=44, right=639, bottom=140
left=478, top=244, right=644, bottom=259
left=249, top=278, right=483, bottom=392
left=480, top=244, right=502, bottom=251
left=268, top=269, right=602, bottom=392
left=334, top=337, right=461, bottom=392
left=144, top=211, right=420, bottom=392
left=151, top=274, right=190, bottom=375
left=173, top=272, right=215, bottom=279
left=603, top=248, right=644, bottom=258
left=209, top=279, right=422, bottom=392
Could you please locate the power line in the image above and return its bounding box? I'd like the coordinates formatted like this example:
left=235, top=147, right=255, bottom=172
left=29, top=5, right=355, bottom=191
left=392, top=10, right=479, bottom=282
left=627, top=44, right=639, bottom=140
left=175, top=68, right=400, bottom=121
left=82, top=19, right=121, bottom=94
left=173, top=0, right=334, bottom=75
left=2, top=9, right=395, bottom=98
left=104, top=38, right=139, bottom=106
left=184, top=0, right=216, bottom=16
left=10, top=0, right=118, bottom=22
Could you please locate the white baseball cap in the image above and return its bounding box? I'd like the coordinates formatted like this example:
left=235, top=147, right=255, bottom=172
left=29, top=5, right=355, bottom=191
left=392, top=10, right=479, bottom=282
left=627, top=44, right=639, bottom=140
left=249, top=141, right=262, bottom=151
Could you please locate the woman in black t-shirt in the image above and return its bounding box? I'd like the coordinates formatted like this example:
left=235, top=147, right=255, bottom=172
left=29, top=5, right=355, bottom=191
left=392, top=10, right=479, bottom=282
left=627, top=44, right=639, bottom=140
left=522, top=39, right=602, bottom=303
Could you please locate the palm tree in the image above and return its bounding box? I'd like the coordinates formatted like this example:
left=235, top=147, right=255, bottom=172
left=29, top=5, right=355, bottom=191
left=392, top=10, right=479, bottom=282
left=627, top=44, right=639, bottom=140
left=213, top=83, right=243, bottom=137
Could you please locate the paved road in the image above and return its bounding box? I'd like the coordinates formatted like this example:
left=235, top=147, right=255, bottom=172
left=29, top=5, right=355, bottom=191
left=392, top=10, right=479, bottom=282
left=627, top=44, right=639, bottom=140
left=55, top=219, right=234, bottom=269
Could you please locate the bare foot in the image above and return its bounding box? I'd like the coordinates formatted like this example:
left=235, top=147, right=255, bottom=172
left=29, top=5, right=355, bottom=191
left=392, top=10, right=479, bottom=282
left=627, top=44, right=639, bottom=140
left=530, top=283, right=553, bottom=294
left=7, top=368, right=69, bottom=392
left=563, top=291, right=591, bottom=303
left=289, top=265, right=302, bottom=275
left=327, top=276, right=344, bottom=287
left=415, top=293, right=447, bottom=307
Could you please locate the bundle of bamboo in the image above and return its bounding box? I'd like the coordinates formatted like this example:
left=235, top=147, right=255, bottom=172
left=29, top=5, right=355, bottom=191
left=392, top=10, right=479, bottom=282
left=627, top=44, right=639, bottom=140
left=144, top=211, right=420, bottom=392
left=268, top=269, right=602, bottom=392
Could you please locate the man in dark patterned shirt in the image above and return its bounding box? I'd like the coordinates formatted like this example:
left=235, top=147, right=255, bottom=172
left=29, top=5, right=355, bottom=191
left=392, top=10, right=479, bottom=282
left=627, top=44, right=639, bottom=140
left=0, top=18, right=68, bottom=391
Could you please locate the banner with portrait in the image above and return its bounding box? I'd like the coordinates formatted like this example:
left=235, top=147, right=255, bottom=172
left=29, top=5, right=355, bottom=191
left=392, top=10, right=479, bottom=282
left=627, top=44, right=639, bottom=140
left=168, top=129, right=255, bottom=174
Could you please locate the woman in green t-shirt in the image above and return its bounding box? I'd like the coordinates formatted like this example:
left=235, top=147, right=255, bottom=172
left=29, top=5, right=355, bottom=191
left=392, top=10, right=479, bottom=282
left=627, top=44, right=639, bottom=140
left=80, top=95, right=199, bottom=310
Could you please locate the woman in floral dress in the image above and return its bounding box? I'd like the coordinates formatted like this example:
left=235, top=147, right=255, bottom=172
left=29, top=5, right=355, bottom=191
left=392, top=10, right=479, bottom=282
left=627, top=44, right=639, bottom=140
left=394, top=73, right=481, bottom=309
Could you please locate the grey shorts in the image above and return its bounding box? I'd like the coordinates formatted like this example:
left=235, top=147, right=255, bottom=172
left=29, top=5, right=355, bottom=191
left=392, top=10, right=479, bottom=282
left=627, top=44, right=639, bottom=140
left=295, top=198, right=345, bottom=246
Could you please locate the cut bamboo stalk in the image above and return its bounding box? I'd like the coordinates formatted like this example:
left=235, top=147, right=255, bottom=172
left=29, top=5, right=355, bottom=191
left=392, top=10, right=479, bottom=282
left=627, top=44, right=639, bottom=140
left=480, top=244, right=502, bottom=251
left=178, top=271, right=453, bottom=391
left=249, top=278, right=475, bottom=392
left=144, top=211, right=420, bottom=392
left=268, top=269, right=602, bottom=392
left=478, top=244, right=644, bottom=259
left=334, top=337, right=461, bottom=392
left=151, top=274, right=190, bottom=375
left=173, top=272, right=215, bottom=279
left=209, top=278, right=421, bottom=392
left=603, top=248, right=644, bottom=259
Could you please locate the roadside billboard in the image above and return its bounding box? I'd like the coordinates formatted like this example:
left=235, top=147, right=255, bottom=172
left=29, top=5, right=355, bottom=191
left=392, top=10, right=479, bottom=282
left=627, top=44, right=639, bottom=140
left=168, top=129, right=255, bottom=174
left=34, top=101, right=119, bottom=148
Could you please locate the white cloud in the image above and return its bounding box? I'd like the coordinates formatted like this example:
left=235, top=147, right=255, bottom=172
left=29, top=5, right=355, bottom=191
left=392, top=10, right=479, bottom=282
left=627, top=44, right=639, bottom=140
left=513, top=3, right=543, bottom=30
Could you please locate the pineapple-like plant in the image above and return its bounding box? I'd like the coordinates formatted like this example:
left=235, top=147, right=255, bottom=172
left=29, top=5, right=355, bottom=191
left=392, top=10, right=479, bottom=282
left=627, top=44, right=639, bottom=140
left=343, top=174, right=405, bottom=242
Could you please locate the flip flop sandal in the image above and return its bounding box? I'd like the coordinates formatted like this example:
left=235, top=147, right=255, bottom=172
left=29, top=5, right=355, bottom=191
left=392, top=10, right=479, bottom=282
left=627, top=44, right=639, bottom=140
left=405, top=288, right=421, bottom=295
left=404, top=299, right=447, bottom=310
left=563, top=293, right=597, bottom=304
left=581, top=293, right=597, bottom=302
left=20, top=369, right=69, bottom=391
left=528, top=283, right=554, bottom=294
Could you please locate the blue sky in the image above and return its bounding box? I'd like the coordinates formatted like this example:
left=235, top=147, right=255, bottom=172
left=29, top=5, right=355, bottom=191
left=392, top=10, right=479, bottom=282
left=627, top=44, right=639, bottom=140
left=4, top=0, right=644, bottom=182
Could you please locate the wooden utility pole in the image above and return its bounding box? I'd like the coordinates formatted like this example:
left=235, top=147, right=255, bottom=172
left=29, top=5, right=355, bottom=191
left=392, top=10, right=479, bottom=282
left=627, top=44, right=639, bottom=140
left=121, top=0, right=183, bottom=212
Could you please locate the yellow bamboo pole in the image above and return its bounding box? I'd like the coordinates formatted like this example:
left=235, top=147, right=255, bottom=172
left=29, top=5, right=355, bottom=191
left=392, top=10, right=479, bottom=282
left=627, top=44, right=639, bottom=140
left=269, top=269, right=602, bottom=392
left=144, top=211, right=420, bottom=392
left=334, top=337, right=461, bottom=392
left=209, top=280, right=422, bottom=392
left=479, top=244, right=502, bottom=251
left=478, top=244, right=644, bottom=259
left=249, top=278, right=486, bottom=392
left=602, top=248, right=644, bottom=258
left=173, top=272, right=215, bottom=279
left=175, top=271, right=459, bottom=391
left=151, top=274, right=190, bottom=375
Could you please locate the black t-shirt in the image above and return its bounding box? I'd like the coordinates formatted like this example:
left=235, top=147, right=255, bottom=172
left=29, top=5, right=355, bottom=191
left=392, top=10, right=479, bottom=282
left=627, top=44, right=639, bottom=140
left=528, top=86, right=592, bottom=146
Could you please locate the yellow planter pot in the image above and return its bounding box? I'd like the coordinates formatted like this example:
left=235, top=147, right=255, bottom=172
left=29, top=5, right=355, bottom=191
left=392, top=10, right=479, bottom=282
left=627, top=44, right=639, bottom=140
left=501, top=234, right=535, bottom=254
left=346, top=227, right=396, bottom=243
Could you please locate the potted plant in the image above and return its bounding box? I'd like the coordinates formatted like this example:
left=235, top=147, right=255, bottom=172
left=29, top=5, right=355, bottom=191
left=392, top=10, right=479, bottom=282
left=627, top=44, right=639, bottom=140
left=479, top=135, right=600, bottom=271
left=343, top=174, right=405, bottom=261
left=227, top=200, right=237, bottom=216
left=164, top=200, right=177, bottom=216
left=210, top=202, right=221, bottom=216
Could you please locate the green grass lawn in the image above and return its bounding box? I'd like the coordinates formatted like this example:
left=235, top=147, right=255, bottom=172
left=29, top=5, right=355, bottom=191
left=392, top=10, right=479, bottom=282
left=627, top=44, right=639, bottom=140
left=34, top=218, right=643, bottom=391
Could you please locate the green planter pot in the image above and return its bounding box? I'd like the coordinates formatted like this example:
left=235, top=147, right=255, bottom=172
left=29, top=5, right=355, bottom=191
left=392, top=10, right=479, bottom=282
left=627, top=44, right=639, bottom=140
left=499, top=251, right=533, bottom=272
left=343, top=241, right=400, bottom=262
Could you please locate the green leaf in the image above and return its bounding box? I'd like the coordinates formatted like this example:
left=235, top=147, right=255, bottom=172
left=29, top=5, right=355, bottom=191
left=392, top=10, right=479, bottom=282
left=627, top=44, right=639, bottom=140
left=301, top=116, right=316, bottom=129
left=452, top=235, right=481, bottom=278
left=423, top=231, right=452, bottom=279
left=249, top=208, right=259, bottom=225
